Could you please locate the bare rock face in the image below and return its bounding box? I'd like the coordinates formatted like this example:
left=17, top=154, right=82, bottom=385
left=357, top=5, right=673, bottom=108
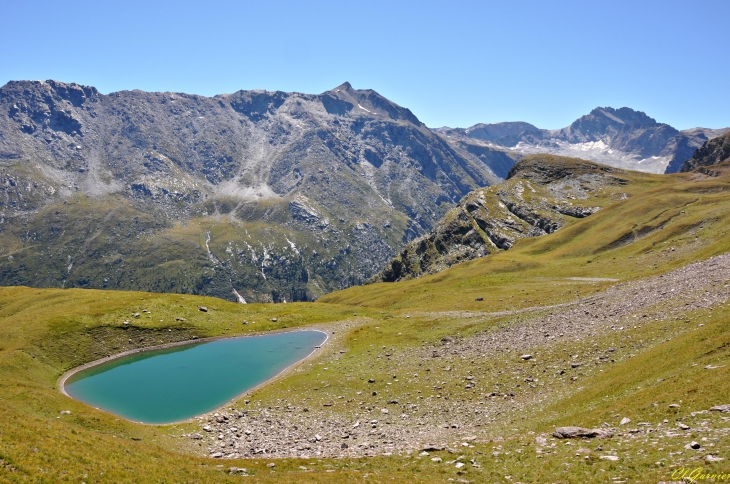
left=680, top=132, right=730, bottom=173
left=0, top=80, right=517, bottom=302
left=373, top=155, right=619, bottom=282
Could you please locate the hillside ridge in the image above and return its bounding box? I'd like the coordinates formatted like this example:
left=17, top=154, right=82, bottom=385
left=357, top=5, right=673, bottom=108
left=372, top=155, right=634, bottom=282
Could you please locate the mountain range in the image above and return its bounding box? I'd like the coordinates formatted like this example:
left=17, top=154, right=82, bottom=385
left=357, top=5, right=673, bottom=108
left=0, top=80, right=516, bottom=302
left=437, top=108, right=729, bottom=174
left=1, top=79, right=727, bottom=302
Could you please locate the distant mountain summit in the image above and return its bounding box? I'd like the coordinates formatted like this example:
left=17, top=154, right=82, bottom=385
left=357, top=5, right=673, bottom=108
left=321, top=82, right=422, bottom=124
left=439, top=107, right=729, bottom=174
left=435, top=121, right=538, bottom=142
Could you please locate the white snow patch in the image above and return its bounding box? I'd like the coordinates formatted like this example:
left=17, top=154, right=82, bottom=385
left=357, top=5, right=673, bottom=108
left=260, top=246, right=270, bottom=280
left=357, top=104, right=373, bottom=114
left=510, top=139, right=671, bottom=173
left=214, top=180, right=280, bottom=201
left=284, top=236, right=298, bottom=253
left=244, top=242, right=258, bottom=263
left=597, top=109, right=625, bottom=124
left=204, top=231, right=217, bottom=265
left=232, top=287, right=247, bottom=304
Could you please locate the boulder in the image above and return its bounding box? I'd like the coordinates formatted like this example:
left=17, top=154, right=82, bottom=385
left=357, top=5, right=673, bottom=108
left=553, top=427, right=612, bottom=439
left=709, top=404, right=730, bottom=413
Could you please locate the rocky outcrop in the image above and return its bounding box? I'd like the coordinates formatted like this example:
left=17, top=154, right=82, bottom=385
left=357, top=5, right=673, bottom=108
left=680, top=132, right=730, bottom=173
left=373, top=155, right=627, bottom=282
left=0, top=80, right=518, bottom=302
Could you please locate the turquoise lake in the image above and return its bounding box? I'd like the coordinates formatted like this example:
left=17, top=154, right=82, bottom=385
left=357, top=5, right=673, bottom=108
left=63, top=330, right=327, bottom=424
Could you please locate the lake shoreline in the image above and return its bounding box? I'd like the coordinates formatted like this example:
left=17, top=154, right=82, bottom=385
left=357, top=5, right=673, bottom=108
left=57, top=327, right=331, bottom=424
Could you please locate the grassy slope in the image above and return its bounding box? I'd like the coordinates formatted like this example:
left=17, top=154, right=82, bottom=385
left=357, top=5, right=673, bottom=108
left=322, top=168, right=730, bottom=311
left=0, top=162, right=729, bottom=482
left=0, top=192, right=409, bottom=304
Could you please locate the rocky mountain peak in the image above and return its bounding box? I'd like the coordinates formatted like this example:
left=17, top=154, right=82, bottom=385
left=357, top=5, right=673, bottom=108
left=587, top=107, right=659, bottom=127
left=566, top=107, right=671, bottom=140
left=442, top=105, right=711, bottom=174
left=333, top=81, right=354, bottom=92
left=322, top=82, right=422, bottom=125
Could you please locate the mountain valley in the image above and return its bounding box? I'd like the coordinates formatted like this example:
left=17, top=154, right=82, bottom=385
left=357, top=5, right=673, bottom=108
left=0, top=79, right=729, bottom=483
left=2, top=80, right=727, bottom=304
left=1, top=153, right=729, bottom=482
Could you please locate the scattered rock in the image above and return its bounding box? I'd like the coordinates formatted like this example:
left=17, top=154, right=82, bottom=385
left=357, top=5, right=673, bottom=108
left=422, top=445, right=446, bottom=452
left=685, top=441, right=701, bottom=450
left=709, top=404, right=730, bottom=413
left=668, top=403, right=680, bottom=409
left=706, top=455, right=725, bottom=462
left=520, top=354, right=533, bottom=360
left=198, top=306, right=208, bottom=312
left=599, top=455, right=619, bottom=461
left=677, top=422, right=690, bottom=430
left=619, top=417, right=631, bottom=426
left=59, top=410, right=71, bottom=415
left=553, top=427, right=612, bottom=439
left=189, top=433, right=203, bottom=440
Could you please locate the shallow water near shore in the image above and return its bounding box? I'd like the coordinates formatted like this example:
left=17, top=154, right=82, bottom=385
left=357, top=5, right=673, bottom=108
left=64, top=330, right=327, bottom=424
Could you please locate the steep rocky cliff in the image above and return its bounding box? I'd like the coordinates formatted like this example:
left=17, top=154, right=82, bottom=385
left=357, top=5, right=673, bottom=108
left=0, top=80, right=519, bottom=302
left=680, top=132, right=730, bottom=173
left=372, top=155, right=632, bottom=282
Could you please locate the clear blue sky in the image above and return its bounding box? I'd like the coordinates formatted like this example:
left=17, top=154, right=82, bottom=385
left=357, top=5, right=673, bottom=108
left=1, top=0, right=728, bottom=130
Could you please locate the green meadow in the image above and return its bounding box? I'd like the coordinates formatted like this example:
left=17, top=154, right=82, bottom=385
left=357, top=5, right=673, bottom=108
left=1, top=161, right=729, bottom=482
